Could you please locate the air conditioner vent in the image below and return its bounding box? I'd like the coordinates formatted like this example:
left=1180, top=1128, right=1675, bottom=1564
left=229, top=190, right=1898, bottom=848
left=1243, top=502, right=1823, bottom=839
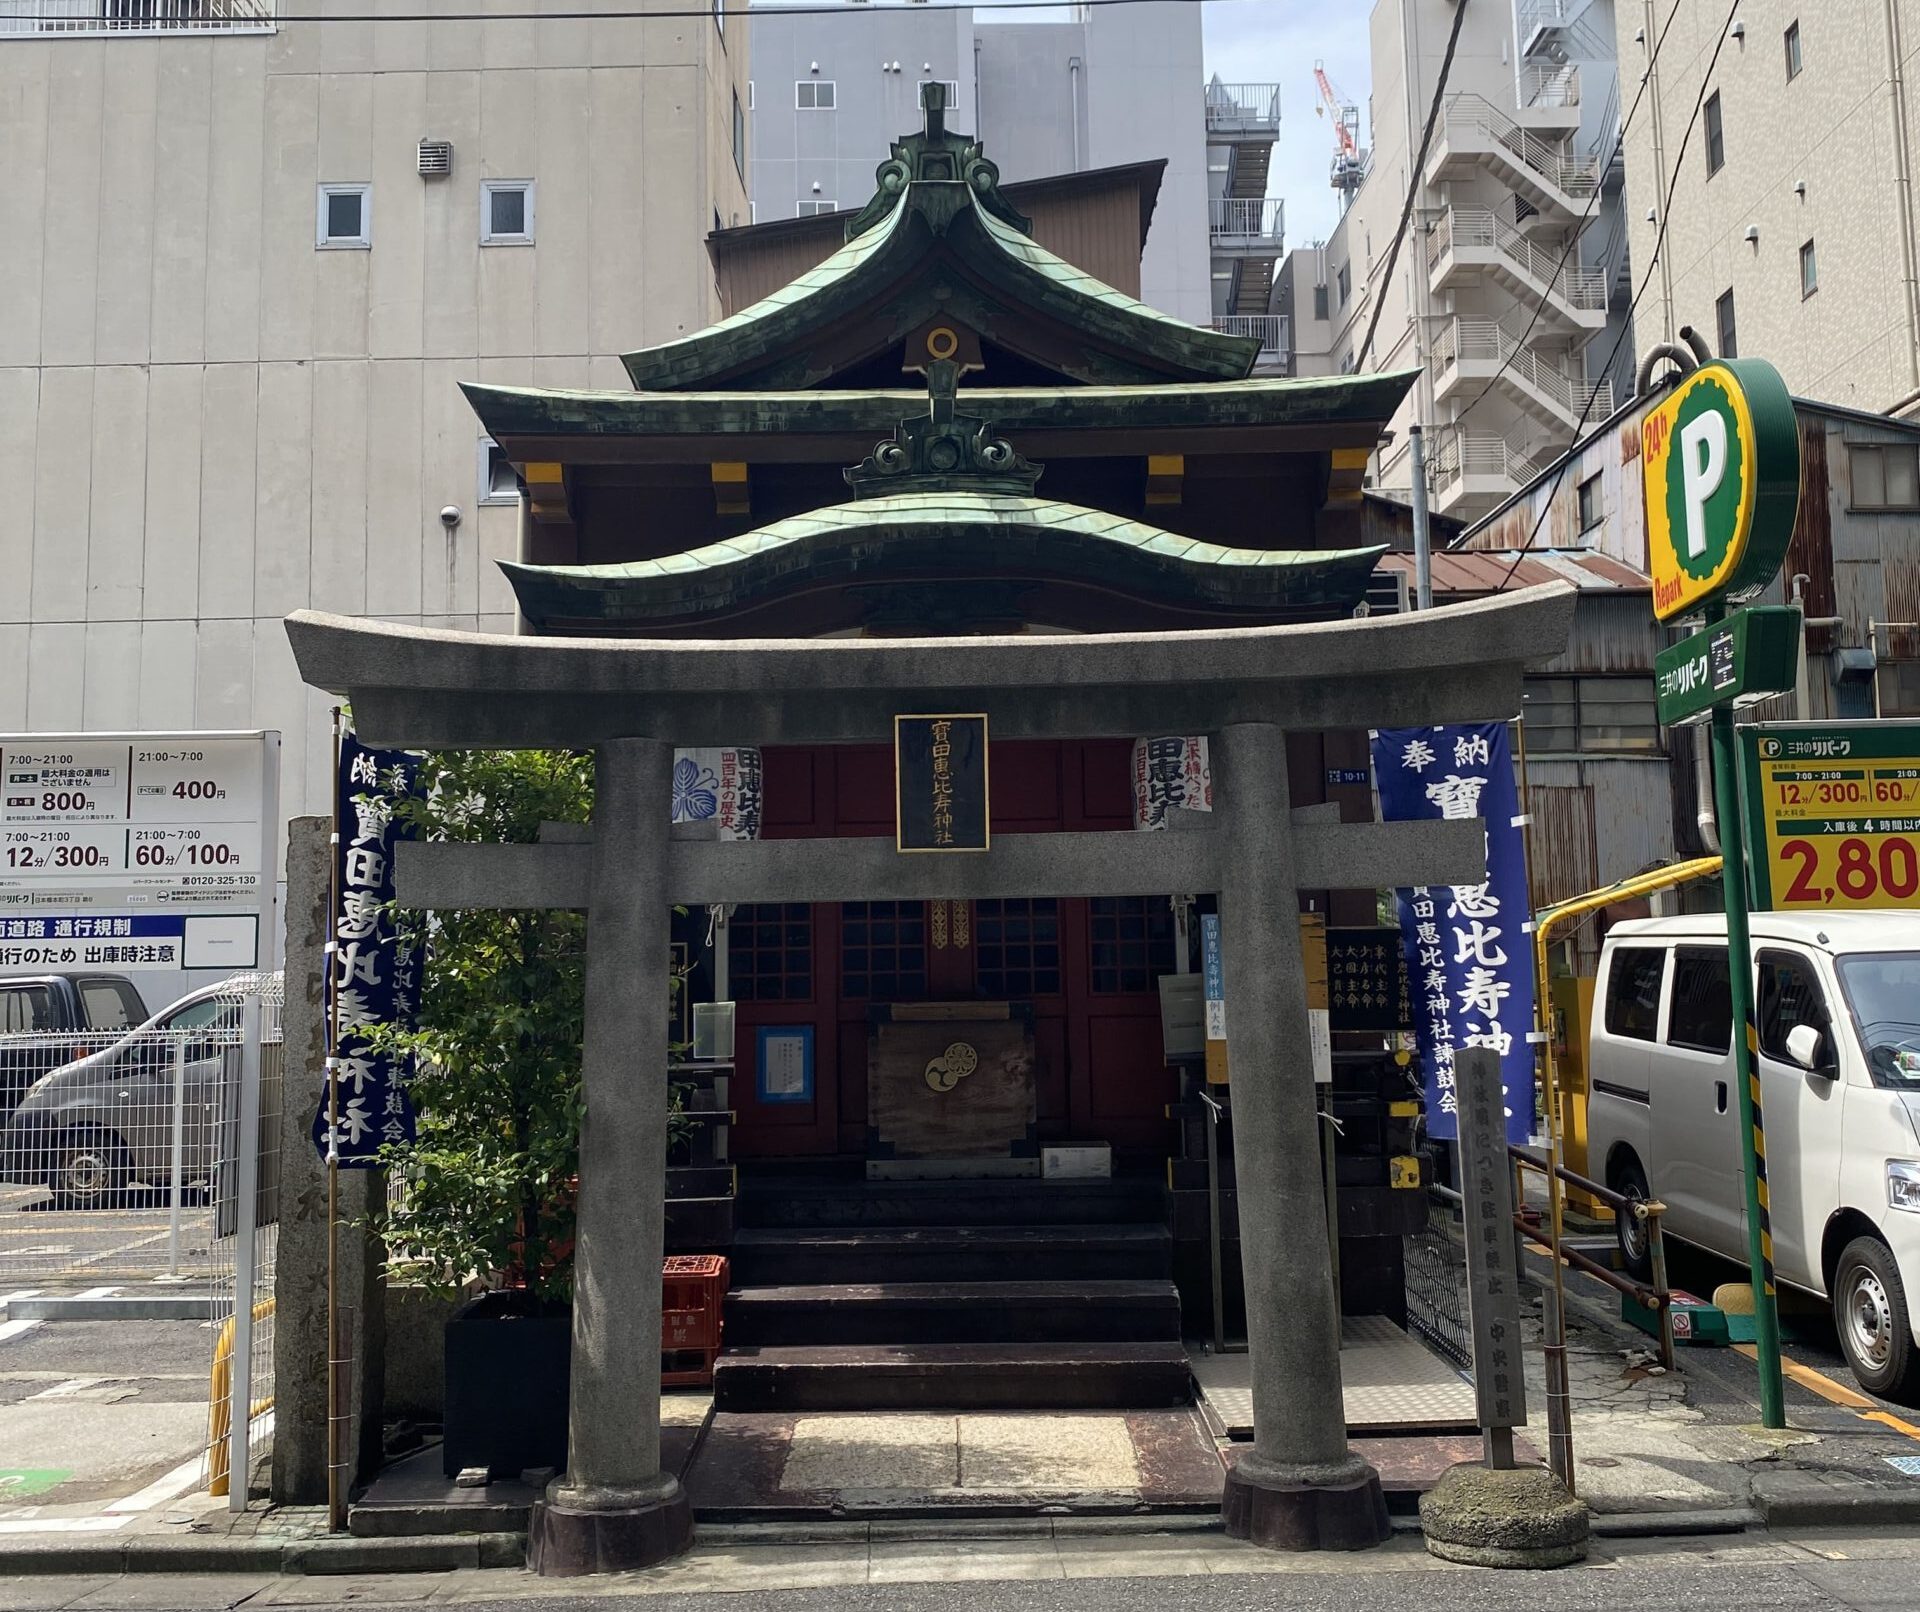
left=418, top=140, right=453, bottom=178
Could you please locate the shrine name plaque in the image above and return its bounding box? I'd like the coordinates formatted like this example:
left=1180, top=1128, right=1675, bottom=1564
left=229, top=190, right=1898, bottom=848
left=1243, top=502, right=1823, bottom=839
left=895, top=714, right=989, bottom=853
left=866, top=1002, right=1037, bottom=1179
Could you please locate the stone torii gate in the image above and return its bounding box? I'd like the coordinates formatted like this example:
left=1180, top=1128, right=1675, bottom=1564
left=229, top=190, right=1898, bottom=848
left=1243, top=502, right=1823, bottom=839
left=286, top=581, right=1573, bottom=1575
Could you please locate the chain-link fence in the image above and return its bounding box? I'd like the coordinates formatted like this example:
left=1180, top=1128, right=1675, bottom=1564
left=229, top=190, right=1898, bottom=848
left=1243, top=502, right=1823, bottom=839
left=1405, top=1191, right=1473, bottom=1370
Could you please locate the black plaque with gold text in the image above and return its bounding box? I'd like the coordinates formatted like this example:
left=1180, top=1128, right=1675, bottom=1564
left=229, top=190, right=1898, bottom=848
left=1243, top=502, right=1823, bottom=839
left=895, top=714, right=990, bottom=853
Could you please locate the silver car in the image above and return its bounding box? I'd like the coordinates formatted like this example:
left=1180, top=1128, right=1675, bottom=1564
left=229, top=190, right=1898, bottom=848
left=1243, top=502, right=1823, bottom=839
left=1, top=984, right=242, bottom=1209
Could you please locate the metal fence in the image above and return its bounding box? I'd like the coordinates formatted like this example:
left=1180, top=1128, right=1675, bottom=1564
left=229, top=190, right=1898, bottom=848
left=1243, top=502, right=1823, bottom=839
left=1404, top=1192, right=1472, bottom=1371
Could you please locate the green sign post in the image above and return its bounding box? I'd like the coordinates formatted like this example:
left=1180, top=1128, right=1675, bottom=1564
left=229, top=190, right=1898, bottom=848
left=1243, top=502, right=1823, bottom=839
left=1654, top=605, right=1801, bottom=727
left=1641, top=359, right=1801, bottom=1431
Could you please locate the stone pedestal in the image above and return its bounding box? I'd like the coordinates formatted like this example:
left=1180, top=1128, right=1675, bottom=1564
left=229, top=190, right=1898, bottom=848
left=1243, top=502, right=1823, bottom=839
left=1419, top=1464, right=1590, bottom=1569
left=528, top=1479, right=694, bottom=1577
left=1224, top=1453, right=1390, bottom=1552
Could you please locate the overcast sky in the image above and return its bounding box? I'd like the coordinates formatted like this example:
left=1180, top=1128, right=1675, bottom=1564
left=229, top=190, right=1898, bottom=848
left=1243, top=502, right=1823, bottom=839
left=1201, top=0, right=1371, bottom=246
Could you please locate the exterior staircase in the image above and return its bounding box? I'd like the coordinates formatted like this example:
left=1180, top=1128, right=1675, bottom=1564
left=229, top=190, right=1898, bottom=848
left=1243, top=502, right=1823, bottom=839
left=711, top=1173, right=1189, bottom=1412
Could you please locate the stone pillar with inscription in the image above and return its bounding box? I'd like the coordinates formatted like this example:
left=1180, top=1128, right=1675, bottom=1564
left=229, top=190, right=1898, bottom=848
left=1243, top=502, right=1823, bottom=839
left=1214, top=722, right=1389, bottom=1550
left=528, top=738, right=694, bottom=1575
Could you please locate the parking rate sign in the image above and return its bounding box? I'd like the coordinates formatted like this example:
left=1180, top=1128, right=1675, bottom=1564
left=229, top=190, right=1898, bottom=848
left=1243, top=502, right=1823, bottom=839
left=0, top=732, right=279, bottom=973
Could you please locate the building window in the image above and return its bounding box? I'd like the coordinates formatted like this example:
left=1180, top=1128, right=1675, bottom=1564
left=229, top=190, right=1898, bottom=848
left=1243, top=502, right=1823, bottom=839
left=316, top=183, right=370, bottom=249
left=974, top=899, right=1062, bottom=998
left=1715, top=287, right=1738, bottom=359
left=479, top=180, right=534, bottom=245
left=1336, top=262, right=1351, bottom=306
left=796, top=79, right=836, bottom=110
left=1576, top=472, right=1603, bottom=535
left=797, top=199, right=838, bottom=216
left=477, top=438, right=519, bottom=507
left=1523, top=676, right=1660, bottom=752
left=1785, top=20, right=1802, bottom=79
left=728, top=903, right=813, bottom=1001
left=1313, top=283, right=1329, bottom=320
left=840, top=901, right=927, bottom=1002
left=1800, top=238, right=1818, bottom=299
left=732, top=90, right=745, bottom=181
left=1851, top=443, right=1920, bottom=511
left=1704, top=91, right=1725, bottom=175
left=1089, top=896, right=1177, bottom=995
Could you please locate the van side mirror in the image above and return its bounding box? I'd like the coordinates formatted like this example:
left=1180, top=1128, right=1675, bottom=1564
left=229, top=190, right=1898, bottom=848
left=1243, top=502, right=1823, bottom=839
left=1786, top=1023, right=1830, bottom=1076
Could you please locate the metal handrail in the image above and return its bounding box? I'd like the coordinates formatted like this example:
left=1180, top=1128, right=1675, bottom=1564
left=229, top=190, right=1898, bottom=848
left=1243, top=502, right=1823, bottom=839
left=1204, top=82, right=1281, bottom=131
left=1438, top=93, right=1600, bottom=197
left=1519, top=63, right=1582, bottom=109
left=1211, top=313, right=1291, bottom=355
left=1427, top=207, right=1607, bottom=311
left=1433, top=318, right=1614, bottom=419
left=0, top=0, right=273, bottom=30
left=1428, top=426, right=1549, bottom=490
left=1209, top=197, right=1286, bottom=242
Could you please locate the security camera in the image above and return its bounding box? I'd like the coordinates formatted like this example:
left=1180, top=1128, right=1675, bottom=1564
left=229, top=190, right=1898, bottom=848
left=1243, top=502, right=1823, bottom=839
left=440, top=505, right=462, bottom=529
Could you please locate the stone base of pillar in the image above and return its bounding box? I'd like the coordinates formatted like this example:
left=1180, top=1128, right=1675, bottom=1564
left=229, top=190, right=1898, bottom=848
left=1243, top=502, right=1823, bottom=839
left=527, top=1481, right=693, bottom=1577
left=1222, top=1455, right=1390, bottom=1552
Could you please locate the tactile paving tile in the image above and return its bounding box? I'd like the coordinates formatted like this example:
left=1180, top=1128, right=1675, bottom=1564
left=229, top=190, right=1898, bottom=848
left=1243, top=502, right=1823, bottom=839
left=1190, top=1316, right=1477, bottom=1437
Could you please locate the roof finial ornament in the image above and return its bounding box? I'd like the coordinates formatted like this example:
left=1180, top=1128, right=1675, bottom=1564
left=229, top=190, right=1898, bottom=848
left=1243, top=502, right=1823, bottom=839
left=922, top=78, right=946, bottom=141
left=843, top=83, right=1032, bottom=243
left=844, top=358, right=1042, bottom=499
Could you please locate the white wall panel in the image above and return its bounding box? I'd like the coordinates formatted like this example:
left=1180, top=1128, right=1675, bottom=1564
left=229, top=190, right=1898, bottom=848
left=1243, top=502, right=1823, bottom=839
left=0, top=626, right=26, bottom=729
left=38, top=45, right=105, bottom=369
left=81, top=620, right=142, bottom=731
left=150, top=46, right=215, bottom=366
left=0, top=369, right=39, bottom=625
left=136, top=618, right=198, bottom=730
left=85, top=365, right=149, bottom=621
left=365, top=360, right=425, bottom=618
left=253, top=361, right=314, bottom=622
left=258, top=73, right=319, bottom=363
left=198, top=363, right=260, bottom=623
left=142, top=364, right=205, bottom=623
left=308, top=360, right=370, bottom=616
left=29, top=367, right=93, bottom=625
left=192, top=615, right=254, bottom=728
left=93, top=50, right=160, bottom=366
left=368, top=71, right=428, bottom=359
left=0, top=52, right=50, bottom=369
left=203, top=46, right=267, bottom=365
left=26, top=622, right=87, bottom=729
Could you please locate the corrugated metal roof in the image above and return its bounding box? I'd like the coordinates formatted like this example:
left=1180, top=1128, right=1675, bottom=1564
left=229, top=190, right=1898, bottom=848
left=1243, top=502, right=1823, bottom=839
left=1378, top=548, right=1648, bottom=596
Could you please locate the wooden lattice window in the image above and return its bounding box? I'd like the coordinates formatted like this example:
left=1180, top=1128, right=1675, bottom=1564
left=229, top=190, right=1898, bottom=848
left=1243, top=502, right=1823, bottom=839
left=974, top=899, right=1062, bottom=997
left=1089, top=896, right=1177, bottom=994
left=728, top=903, right=813, bottom=1001
left=840, top=901, right=928, bottom=1001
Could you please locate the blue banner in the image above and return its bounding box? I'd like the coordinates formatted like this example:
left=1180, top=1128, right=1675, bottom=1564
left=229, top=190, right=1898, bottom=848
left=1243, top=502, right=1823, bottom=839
left=312, top=733, right=422, bottom=1167
left=1370, top=723, right=1536, bottom=1145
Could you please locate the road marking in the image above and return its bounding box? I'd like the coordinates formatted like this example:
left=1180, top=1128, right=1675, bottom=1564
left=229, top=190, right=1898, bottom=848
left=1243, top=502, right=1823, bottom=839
left=104, top=1450, right=210, bottom=1514
left=25, top=1377, right=108, bottom=1400
left=1736, top=1343, right=1920, bottom=1444
left=0, top=1516, right=132, bottom=1535
left=1862, top=1409, right=1920, bottom=1442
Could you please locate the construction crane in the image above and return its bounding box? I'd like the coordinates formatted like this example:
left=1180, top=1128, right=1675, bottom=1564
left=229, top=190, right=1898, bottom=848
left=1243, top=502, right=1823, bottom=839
left=1313, top=60, right=1367, bottom=200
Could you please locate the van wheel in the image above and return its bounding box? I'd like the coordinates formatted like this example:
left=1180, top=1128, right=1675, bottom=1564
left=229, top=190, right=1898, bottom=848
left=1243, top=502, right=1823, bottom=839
left=1613, top=1153, right=1654, bottom=1282
left=48, top=1129, right=131, bottom=1211
left=1834, top=1236, right=1920, bottom=1405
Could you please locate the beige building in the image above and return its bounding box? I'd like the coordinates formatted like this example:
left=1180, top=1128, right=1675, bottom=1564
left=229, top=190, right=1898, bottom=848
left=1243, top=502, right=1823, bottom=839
left=0, top=0, right=748, bottom=817
left=1618, top=0, right=1920, bottom=416
left=1282, top=0, right=1629, bottom=521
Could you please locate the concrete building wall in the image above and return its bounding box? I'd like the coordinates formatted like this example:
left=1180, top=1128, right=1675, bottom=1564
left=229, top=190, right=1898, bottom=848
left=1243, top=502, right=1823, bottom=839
left=746, top=0, right=1212, bottom=325
left=0, top=2, right=747, bottom=831
left=1616, top=0, right=1920, bottom=414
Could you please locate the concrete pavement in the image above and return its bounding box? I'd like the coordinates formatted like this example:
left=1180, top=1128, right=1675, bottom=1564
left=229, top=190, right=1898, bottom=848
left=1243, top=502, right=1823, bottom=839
left=4, top=1526, right=1920, bottom=1609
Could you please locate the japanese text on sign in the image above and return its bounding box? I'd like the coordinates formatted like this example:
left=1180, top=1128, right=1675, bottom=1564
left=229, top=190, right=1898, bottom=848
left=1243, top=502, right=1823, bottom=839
left=312, top=733, right=423, bottom=1167
left=895, top=715, right=990, bottom=853
left=1372, top=723, right=1536, bottom=1146
left=1455, top=1046, right=1528, bottom=1431
left=1742, top=721, right=1920, bottom=911
left=1131, top=737, right=1213, bottom=830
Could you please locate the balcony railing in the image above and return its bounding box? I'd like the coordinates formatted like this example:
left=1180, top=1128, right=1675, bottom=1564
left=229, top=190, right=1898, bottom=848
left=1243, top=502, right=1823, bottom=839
left=1519, top=63, right=1582, bottom=109
left=1437, top=93, right=1599, bottom=199
left=1209, top=197, right=1286, bottom=246
left=1204, top=83, right=1281, bottom=134
left=0, top=0, right=272, bottom=30
left=1212, top=314, right=1291, bottom=358
left=1429, top=428, right=1549, bottom=494
left=1427, top=207, right=1607, bottom=312
left=1432, top=318, right=1614, bottom=421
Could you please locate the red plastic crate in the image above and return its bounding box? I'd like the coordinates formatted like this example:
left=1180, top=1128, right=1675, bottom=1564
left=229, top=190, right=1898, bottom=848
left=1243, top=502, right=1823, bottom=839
left=662, top=1254, right=728, bottom=1353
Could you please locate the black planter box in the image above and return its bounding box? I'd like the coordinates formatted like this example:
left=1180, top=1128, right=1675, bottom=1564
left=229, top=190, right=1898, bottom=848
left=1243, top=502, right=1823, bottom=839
left=442, top=1293, right=571, bottom=1480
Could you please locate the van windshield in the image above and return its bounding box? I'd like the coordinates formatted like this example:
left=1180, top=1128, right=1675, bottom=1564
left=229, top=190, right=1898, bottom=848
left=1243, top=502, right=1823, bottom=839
left=1837, top=953, right=1920, bottom=1088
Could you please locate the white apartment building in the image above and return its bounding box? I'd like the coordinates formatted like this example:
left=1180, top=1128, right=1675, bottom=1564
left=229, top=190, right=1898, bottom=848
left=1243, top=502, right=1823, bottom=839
left=0, top=0, right=749, bottom=823
left=1283, top=0, right=1630, bottom=521
left=1618, top=0, right=1920, bottom=417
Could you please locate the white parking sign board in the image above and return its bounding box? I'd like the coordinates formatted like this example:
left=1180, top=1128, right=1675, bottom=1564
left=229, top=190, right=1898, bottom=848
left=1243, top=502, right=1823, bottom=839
left=0, top=732, right=280, bottom=974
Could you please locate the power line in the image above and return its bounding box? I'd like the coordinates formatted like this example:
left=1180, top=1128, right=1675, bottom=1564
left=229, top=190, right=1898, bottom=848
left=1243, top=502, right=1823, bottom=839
left=1353, top=0, right=1470, bottom=373
left=1447, top=0, right=1685, bottom=436
left=1483, top=0, right=1745, bottom=595
left=6, top=0, right=1249, bottom=20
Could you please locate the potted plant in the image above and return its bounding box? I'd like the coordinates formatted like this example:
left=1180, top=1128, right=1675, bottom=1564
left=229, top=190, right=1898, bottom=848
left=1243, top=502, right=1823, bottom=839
left=373, top=748, right=596, bottom=1481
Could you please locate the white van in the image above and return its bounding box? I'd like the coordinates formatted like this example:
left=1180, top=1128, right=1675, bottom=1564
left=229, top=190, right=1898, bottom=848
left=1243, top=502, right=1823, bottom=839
left=1587, top=912, right=1920, bottom=1403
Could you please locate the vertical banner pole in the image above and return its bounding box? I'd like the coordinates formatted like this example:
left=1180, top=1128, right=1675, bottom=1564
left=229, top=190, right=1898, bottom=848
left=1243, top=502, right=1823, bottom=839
left=1708, top=650, right=1786, bottom=1428
left=227, top=993, right=264, bottom=1511
left=324, top=707, right=347, bottom=1531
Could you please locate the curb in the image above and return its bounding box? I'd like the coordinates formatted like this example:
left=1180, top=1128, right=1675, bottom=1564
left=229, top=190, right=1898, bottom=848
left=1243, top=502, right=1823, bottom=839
left=5, top=1295, right=217, bottom=1322
left=0, top=1533, right=526, bottom=1578
left=1589, top=1506, right=1759, bottom=1537
left=1754, top=1490, right=1920, bottom=1530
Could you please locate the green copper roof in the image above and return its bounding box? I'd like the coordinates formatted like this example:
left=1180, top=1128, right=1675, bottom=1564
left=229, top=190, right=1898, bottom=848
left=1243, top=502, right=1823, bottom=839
left=620, top=90, right=1261, bottom=392
left=463, top=370, right=1422, bottom=446
left=500, top=491, right=1386, bottom=629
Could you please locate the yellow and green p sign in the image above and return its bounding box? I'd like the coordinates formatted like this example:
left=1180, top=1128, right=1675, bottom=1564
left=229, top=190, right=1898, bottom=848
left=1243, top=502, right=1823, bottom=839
left=1642, top=359, right=1801, bottom=622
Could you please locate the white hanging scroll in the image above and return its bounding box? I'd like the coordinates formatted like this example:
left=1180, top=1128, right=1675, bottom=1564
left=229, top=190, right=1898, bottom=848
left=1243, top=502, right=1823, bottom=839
left=671, top=748, right=763, bottom=841
left=1131, top=736, right=1213, bottom=830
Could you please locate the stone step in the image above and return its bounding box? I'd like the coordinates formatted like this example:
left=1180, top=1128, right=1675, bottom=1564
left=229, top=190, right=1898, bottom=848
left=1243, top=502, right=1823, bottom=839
left=727, top=1224, right=1172, bottom=1286
left=722, top=1279, right=1182, bottom=1347
left=735, top=1175, right=1166, bottom=1231
left=711, top=1341, right=1192, bottom=1412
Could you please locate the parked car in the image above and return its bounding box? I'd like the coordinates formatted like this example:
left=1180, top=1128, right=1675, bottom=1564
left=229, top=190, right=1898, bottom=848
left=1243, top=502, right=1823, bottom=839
left=0, top=974, right=149, bottom=1120
left=1587, top=912, right=1920, bottom=1403
left=1, top=981, right=243, bottom=1210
